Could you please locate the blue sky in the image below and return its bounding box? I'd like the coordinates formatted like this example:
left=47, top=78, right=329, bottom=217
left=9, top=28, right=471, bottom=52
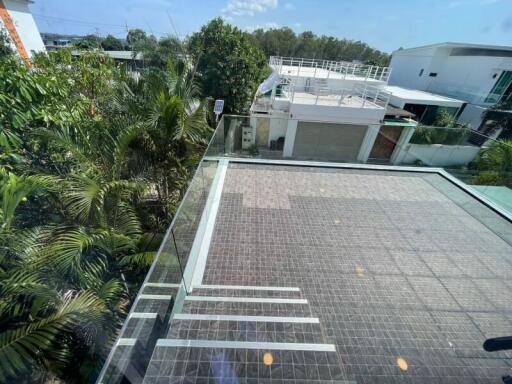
left=32, top=0, right=512, bottom=53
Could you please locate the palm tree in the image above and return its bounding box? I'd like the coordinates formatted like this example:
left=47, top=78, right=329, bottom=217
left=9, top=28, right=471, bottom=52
left=108, top=57, right=211, bottom=219
left=0, top=168, right=146, bottom=381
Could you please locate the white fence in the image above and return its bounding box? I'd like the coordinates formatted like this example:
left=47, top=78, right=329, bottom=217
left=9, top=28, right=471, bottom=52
left=279, top=83, right=391, bottom=109
left=270, top=56, right=391, bottom=82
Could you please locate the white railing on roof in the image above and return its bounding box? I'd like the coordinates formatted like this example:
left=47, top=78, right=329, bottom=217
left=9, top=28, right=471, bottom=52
left=269, top=56, right=392, bottom=83
left=273, top=82, right=391, bottom=109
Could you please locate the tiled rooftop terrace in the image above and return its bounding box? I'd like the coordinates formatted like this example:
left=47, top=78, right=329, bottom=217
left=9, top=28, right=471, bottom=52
left=142, top=163, right=512, bottom=384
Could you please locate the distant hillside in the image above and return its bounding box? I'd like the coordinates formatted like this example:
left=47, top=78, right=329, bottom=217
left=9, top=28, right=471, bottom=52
left=250, top=28, right=390, bottom=66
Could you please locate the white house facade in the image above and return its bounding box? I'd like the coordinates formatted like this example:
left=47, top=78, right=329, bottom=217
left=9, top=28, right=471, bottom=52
left=389, top=42, right=512, bottom=129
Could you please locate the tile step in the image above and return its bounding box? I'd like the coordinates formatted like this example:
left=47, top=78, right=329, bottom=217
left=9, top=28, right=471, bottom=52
left=143, top=345, right=353, bottom=383
left=167, top=319, right=325, bottom=344
left=181, top=300, right=312, bottom=317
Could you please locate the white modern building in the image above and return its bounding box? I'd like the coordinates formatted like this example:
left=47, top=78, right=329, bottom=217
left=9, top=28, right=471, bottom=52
left=389, top=42, right=512, bottom=129
left=247, top=56, right=418, bottom=164
left=385, top=85, right=465, bottom=125
left=0, top=0, right=45, bottom=61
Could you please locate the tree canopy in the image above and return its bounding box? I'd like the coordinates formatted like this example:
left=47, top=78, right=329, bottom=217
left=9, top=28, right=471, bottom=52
left=250, top=27, right=390, bottom=66
left=74, top=34, right=102, bottom=50
left=101, top=34, right=125, bottom=51
left=188, top=18, right=268, bottom=114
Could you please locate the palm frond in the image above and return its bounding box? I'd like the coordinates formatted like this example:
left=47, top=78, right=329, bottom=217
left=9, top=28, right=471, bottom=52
left=39, top=228, right=110, bottom=281
left=63, top=175, right=145, bottom=225
left=0, top=129, right=22, bottom=152
left=36, top=126, right=93, bottom=167
left=119, top=251, right=158, bottom=268
left=95, top=279, right=126, bottom=309
left=0, top=170, right=60, bottom=230
left=0, top=291, right=106, bottom=382
left=109, top=202, right=142, bottom=238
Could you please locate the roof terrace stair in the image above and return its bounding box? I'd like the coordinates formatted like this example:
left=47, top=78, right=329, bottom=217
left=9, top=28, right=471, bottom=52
left=142, top=285, right=355, bottom=383
left=312, top=78, right=330, bottom=96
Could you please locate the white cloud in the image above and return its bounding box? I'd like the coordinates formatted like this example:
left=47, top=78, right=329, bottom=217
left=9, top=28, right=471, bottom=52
left=284, top=2, right=295, bottom=10
left=244, top=22, right=280, bottom=32
left=222, top=0, right=278, bottom=17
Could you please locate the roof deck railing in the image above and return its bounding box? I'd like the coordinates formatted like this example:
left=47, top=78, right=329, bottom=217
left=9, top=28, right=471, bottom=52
left=270, top=56, right=392, bottom=82
left=274, top=82, right=391, bottom=110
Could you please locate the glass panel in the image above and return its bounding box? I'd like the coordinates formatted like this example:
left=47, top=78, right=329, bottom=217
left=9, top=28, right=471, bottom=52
left=409, top=125, right=470, bottom=145
left=485, top=70, right=512, bottom=104
left=97, top=159, right=218, bottom=384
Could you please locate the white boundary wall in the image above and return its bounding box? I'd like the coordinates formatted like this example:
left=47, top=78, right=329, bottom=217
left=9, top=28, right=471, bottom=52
left=394, top=143, right=480, bottom=167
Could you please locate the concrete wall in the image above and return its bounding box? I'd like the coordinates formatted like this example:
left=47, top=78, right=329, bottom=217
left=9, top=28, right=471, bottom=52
left=268, top=118, right=287, bottom=145
left=394, top=143, right=480, bottom=167
left=389, top=51, right=435, bottom=90
left=289, top=103, right=384, bottom=125
left=1, top=0, right=46, bottom=56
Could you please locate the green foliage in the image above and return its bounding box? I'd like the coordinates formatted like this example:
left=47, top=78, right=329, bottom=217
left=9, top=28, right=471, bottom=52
left=409, top=126, right=470, bottom=145
left=410, top=110, right=470, bottom=145
left=101, top=34, right=125, bottom=51
left=0, top=28, right=13, bottom=58
left=432, top=110, right=458, bottom=128
left=135, top=35, right=183, bottom=69
left=473, top=140, right=512, bottom=187
left=188, top=18, right=268, bottom=113
left=0, top=46, right=210, bottom=382
left=74, top=34, right=102, bottom=50
left=250, top=27, right=390, bottom=66
left=126, top=29, right=149, bottom=47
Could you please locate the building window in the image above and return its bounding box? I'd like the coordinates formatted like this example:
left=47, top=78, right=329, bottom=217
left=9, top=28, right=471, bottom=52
left=429, top=72, right=437, bottom=77
left=418, top=69, right=424, bottom=76
left=485, top=70, right=512, bottom=104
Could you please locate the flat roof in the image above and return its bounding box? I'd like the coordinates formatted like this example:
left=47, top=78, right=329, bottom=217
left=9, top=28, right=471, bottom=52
left=386, top=85, right=465, bottom=108
left=143, top=162, right=512, bottom=383
left=277, top=65, right=386, bottom=84
left=392, top=42, right=512, bottom=55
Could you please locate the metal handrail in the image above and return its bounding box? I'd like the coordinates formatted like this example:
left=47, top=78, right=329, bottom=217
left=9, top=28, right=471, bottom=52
left=276, top=82, right=391, bottom=109
left=270, top=56, right=391, bottom=82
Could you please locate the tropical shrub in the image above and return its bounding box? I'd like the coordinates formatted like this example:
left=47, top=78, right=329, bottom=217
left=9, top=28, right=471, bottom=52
left=0, top=48, right=210, bottom=382
left=473, top=140, right=512, bottom=187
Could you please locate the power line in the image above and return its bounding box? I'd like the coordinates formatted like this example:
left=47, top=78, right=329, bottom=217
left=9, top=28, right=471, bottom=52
left=33, top=13, right=179, bottom=37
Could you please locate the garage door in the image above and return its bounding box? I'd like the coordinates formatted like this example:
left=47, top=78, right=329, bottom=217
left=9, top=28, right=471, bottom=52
left=293, top=122, right=367, bottom=162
